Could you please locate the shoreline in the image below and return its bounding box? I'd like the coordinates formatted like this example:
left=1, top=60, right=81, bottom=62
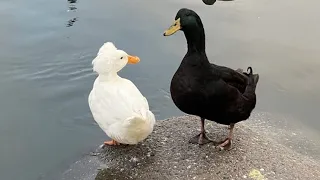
left=60, top=113, right=320, bottom=180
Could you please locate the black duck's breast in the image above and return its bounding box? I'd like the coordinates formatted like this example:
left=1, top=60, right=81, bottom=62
left=169, top=56, right=215, bottom=116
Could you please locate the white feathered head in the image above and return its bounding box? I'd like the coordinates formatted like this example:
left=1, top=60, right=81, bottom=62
left=92, top=42, right=140, bottom=74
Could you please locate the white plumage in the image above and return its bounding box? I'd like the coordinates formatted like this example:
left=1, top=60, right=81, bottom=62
left=88, top=42, right=155, bottom=145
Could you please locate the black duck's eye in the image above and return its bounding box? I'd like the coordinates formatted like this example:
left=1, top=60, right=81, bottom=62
left=120, top=57, right=123, bottom=59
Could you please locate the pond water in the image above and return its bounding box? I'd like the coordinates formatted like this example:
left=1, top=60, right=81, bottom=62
left=0, top=0, right=319, bottom=179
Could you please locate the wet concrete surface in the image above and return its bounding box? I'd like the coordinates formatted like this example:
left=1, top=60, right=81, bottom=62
left=60, top=112, right=320, bottom=180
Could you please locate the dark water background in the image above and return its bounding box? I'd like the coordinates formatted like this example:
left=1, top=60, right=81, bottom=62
left=0, top=0, right=319, bottom=179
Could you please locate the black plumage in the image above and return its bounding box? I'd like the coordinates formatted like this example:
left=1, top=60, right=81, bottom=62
left=164, top=8, right=259, bottom=149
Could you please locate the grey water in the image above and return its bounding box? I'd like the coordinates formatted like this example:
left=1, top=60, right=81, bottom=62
left=0, top=0, right=319, bottom=179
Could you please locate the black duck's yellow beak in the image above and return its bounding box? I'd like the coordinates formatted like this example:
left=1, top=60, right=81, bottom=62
left=163, top=18, right=181, bottom=36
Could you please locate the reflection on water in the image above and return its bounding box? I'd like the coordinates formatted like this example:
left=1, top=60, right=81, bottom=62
left=68, top=6, right=77, bottom=11
left=67, top=17, right=78, bottom=27
left=67, top=0, right=77, bottom=11
left=67, top=0, right=78, bottom=27
left=68, top=0, right=77, bottom=3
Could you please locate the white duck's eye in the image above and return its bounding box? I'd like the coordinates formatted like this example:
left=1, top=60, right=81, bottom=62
left=120, top=57, right=123, bottom=59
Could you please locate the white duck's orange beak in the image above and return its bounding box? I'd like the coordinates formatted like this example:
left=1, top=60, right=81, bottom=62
left=127, top=55, right=140, bottom=64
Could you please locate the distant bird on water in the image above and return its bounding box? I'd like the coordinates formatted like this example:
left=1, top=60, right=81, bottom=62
left=202, top=0, right=234, bottom=5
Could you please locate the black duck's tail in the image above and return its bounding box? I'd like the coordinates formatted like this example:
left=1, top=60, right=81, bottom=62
left=241, top=67, right=259, bottom=112
left=245, top=67, right=259, bottom=90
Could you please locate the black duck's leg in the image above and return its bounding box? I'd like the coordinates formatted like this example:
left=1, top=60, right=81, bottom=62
left=189, top=117, right=212, bottom=145
left=216, top=123, right=235, bottom=150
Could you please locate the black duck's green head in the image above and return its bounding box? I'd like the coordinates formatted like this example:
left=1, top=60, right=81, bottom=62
left=163, top=8, right=203, bottom=36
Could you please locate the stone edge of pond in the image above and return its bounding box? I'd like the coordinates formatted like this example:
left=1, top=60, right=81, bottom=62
left=61, top=114, right=320, bottom=180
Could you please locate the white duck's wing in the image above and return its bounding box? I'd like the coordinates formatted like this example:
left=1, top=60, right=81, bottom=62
left=89, top=83, right=134, bottom=130
left=120, top=78, right=150, bottom=111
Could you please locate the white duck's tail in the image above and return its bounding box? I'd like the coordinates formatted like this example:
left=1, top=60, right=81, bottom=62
left=126, top=108, right=156, bottom=131
left=122, top=108, right=156, bottom=144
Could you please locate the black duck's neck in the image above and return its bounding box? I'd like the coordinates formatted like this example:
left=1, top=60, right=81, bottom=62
left=184, top=24, right=206, bottom=53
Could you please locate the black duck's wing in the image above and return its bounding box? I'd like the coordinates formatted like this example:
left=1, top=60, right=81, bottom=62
left=206, top=77, right=257, bottom=120
left=211, top=64, right=248, bottom=93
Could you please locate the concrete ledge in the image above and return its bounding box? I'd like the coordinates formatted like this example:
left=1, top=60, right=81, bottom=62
left=95, top=115, right=320, bottom=180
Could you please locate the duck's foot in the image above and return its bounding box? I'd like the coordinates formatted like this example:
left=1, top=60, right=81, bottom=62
left=189, top=132, right=212, bottom=145
left=104, top=140, right=120, bottom=146
left=215, top=138, right=233, bottom=151
left=216, top=123, right=235, bottom=150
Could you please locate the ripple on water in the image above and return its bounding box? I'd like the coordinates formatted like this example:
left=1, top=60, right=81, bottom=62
left=7, top=51, right=95, bottom=81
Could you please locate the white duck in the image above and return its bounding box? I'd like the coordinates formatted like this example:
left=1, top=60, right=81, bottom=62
left=88, top=42, right=156, bottom=146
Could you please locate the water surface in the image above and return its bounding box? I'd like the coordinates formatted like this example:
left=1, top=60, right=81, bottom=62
left=0, top=0, right=319, bottom=179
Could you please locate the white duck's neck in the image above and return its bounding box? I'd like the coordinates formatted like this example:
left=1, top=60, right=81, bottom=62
left=98, top=72, right=120, bottom=82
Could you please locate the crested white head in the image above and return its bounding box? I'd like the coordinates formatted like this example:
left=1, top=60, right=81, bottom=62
left=92, top=42, right=140, bottom=75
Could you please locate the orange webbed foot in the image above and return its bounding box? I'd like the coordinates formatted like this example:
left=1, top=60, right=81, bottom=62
left=104, top=140, right=120, bottom=146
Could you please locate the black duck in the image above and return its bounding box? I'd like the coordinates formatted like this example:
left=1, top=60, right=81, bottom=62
left=163, top=8, right=259, bottom=150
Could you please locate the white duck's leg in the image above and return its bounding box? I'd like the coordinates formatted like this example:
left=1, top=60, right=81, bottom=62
left=104, top=139, right=120, bottom=146
left=189, top=117, right=212, bottom=145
